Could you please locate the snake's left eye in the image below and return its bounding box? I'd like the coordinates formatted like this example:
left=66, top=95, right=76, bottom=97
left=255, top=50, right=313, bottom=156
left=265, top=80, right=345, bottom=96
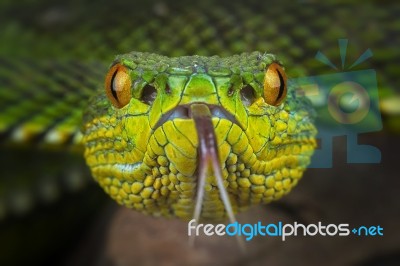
left=105, top=64, right=132, bottom=108
left=263, top=62, right=287, bottom=106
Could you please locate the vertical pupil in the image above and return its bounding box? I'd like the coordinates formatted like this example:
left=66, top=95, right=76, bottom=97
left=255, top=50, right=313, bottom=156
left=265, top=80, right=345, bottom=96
left=276, top=69, right=285, bottom=101
left=111, top=69, right=120, bottom=102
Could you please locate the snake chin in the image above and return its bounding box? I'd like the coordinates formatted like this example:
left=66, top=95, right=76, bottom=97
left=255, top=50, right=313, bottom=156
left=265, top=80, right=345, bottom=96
left=154, top=103, right=240, bottom=130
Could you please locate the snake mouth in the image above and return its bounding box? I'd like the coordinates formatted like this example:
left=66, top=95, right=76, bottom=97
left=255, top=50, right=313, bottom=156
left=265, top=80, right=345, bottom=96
left=153, top=103, right=244, bottom=249
left=153, top=103, right=240, bottom=130
left=189, top=103, right=244, bottom=249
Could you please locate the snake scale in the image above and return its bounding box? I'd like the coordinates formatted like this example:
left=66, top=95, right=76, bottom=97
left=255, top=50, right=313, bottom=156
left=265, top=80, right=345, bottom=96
left=0, top=1, right=399, bottom=261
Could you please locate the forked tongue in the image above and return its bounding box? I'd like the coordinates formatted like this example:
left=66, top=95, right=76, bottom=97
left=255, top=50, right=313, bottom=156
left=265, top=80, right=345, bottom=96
left=189, top=103, right=245, bottom=252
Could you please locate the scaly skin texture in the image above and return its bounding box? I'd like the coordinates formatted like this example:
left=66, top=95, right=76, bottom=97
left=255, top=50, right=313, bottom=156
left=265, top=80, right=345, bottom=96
left=82, top=52, right=317, bottom=221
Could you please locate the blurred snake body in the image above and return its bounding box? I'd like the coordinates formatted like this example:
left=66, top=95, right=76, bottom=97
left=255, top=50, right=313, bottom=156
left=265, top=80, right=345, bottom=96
left=82, top=52, right=316, bottom=221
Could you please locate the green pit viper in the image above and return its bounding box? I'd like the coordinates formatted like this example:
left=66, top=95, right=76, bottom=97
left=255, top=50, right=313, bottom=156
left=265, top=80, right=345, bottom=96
left=82, top=51, right=316, bottom=223
left=0, top=0, right=399, bottom=224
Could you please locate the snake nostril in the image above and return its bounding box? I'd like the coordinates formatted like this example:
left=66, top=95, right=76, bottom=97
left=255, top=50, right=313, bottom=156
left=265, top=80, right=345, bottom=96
left=141, top=84, right=157, bottom=105
left=227, top=86, right=234, bottom=96
left=240, top=85, right=256, bottom=107
left=165, top=84, right=171, bottom=94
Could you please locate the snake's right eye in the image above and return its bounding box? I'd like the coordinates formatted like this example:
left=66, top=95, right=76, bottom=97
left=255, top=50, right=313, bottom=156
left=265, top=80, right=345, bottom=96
left=105, top=64, right=132, bottom=108
left=263, top=62, right=287, bottom=106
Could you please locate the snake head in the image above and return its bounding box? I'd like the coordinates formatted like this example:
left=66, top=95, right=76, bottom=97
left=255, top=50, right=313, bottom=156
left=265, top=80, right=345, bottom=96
left=82, top=52, right=317, bottom=221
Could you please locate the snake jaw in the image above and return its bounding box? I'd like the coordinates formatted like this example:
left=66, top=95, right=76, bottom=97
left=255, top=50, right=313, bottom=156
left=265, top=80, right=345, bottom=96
left=154, top=102, right=242, bottom=220
left=154, top=103, right=242, bottom=219
left=153, top=103, right=240, bottom=131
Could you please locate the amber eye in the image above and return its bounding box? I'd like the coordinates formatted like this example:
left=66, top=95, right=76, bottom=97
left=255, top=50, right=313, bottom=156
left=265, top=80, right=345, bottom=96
left=263, top=62, right=287, bottom=106
left=105, top=64, right=132, bottom=108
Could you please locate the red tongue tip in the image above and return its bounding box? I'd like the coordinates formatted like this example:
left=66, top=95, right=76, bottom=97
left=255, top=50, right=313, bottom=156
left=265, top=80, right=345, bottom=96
left=189, top=103, right=245, bottom=252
